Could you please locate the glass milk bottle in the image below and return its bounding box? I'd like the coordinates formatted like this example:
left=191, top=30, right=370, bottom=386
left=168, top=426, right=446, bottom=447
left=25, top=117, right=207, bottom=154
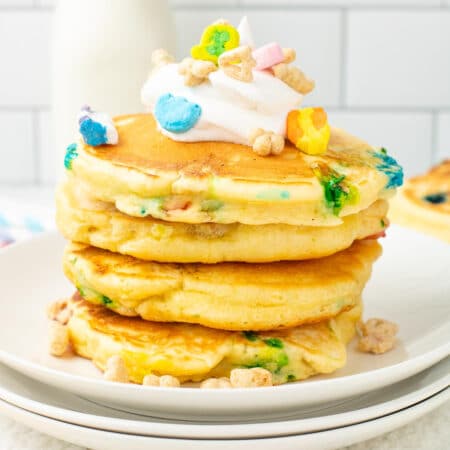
left=51, top=0, right=175, bottom=173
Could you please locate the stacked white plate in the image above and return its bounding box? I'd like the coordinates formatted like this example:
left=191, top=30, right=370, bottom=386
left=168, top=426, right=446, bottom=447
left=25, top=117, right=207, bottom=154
left=0, top=226, right=448, bottom=450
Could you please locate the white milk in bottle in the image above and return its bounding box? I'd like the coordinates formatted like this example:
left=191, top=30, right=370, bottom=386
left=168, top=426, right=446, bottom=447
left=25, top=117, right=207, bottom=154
left=51, top=0, right=175, bottom=177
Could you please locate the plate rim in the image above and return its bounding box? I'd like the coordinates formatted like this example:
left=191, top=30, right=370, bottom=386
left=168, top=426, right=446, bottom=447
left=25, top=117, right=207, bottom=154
left=0, top=358, right=448, bottom=439
left=0, top=387, right=447, bottom=450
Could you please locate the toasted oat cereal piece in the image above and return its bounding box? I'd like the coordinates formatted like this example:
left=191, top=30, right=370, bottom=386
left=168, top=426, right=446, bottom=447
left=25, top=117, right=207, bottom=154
left=143, top=374, right=161, bottom=386
left=49, top=321, right=70, bottom=357
left=357, top=318, right=399, bottom=354
left=282, top=48, right=296, bottom=64
left=142, top=374, right=180, bottom=387
left=151, top=48, right=175, bottom=68
left=230, top=368, right=273, bottom=388
left=213, top=18, right=232, bottom=26
left=219, top=46, right=256, bottom=83
left=249, top=128, right=285, bottom=156
left=200, top=377, right=232, bottom=389
left=160, top=375, right=181, bottom=388
left=272, top=63, right=315, bottom=95
left=178, top=57, right=217, bottom=86
left=104, top=355, right=129, bottom=383
left=47, top=299, right=71, bottom=325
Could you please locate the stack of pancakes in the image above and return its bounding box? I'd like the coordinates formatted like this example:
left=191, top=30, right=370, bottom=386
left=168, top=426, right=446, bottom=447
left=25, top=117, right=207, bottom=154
left=55, top=114, right=399, bottom=385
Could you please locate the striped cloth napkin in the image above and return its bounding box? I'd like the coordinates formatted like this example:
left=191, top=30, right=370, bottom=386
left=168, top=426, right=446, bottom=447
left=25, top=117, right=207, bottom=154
left=0, top=198, right=55, bottom=248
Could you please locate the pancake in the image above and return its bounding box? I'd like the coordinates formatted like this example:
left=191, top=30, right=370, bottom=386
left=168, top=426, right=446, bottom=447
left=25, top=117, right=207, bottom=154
left=66, top=293, right=362, bottom=384
left=63, top=240, right=381, bottom=331
left=66, top=114, right=402, bottom=226
left=390, top=160, right=450, bottom=243
left=57, top=179, right=388, bottom=263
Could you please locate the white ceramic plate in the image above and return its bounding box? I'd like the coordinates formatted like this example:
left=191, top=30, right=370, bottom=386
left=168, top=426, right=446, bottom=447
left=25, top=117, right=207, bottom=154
left=0, top=357, right=448, bottom=439
left=0, top=388, right=448, bottom=450
left=0, top=226, right=448, bottom=420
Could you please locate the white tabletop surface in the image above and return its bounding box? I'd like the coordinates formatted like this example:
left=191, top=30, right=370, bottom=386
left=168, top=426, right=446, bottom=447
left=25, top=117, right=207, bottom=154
left=0, top=186, right=448, bottom=450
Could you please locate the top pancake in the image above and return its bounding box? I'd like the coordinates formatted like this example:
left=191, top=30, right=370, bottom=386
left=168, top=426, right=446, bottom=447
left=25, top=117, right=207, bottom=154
left=390, top=160, right=450, bottom=242
left=69, top=114, right=402, bottom=225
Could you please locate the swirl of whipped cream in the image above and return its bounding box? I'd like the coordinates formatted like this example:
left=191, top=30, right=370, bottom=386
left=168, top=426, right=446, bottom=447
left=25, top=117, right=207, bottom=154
left=141, top=63, right=303, bottom=145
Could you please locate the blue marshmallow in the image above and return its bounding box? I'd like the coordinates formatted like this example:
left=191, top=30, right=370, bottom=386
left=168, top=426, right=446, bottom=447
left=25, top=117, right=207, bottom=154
left=155, top=93, right=202, bottom=133
left=78, top=106, right=119, bottom=147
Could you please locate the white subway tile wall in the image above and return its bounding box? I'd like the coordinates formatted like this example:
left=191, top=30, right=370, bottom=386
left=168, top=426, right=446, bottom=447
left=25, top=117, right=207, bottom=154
left=37, top=110, right=57, bottom=185
left=346, top=11, right=450, bottom=108
left=0, top=11, right=51, bottom=107
left=437, top=113, right=450, bottom=162
left=0, top=112, right=34, bottom=184
left=0, top=0, right=449, bottom=185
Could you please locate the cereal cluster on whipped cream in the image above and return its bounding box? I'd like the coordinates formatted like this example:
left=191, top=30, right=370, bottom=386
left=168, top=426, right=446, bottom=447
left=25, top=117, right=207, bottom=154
left=143, top=16, right=331, bottom=157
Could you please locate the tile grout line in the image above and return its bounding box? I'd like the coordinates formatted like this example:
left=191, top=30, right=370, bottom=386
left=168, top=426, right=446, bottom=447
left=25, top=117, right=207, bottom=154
left=1, top=105, right=448, bottom=113
left=0, top=5, right=53, bottom=11
left=173, top=4, right=446, bottom=11
left=326, top=106, right=450, bottom=113
left=0, top=3, right=446, bottom=11
left=0, top=106, right=50, bottom=112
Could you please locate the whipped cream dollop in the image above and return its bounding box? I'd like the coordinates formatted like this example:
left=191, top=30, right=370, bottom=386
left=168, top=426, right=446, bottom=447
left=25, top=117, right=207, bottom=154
left=141, top=63, right=303, bottom=145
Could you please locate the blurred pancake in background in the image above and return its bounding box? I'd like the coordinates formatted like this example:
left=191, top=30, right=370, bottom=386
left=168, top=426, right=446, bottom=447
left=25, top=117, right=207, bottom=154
left=390, top=160, right=450, bottom=243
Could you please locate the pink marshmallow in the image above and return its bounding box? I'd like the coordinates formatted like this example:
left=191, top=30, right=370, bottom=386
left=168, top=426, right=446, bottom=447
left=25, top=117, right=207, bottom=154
left=252, top=42, right=285, bottom=71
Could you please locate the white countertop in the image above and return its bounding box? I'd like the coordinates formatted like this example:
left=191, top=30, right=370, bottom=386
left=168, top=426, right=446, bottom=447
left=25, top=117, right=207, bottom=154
left=0, top=186, right=448, bottom=449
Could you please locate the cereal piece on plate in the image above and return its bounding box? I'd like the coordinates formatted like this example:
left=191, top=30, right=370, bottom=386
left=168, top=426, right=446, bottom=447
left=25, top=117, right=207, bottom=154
left=159, top=375, right=181, bottom=388
left=200, top=377, right=232, bottom=389
left=104, top=355, right=129, bottom=383
left=249, top=128, right=285, bottom=156
left=230, top=368, right=273, bottom=388
left=142, top=374, right=180, bottom=387
left=48, top=322, right=70, bottom=357
left=219, top=46, right=256, bottom=83
left=47, top=298, right=71, bottom=325
left=143, top=374, right=161, bottom=386
left=357, top=318, right=399, bottom=354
